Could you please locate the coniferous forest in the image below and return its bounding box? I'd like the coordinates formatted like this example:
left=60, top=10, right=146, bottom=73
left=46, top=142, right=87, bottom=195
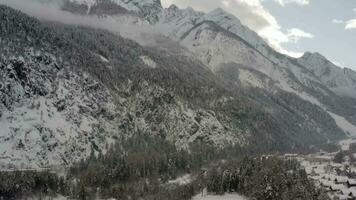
left=0, top=134, right=329, bottom=200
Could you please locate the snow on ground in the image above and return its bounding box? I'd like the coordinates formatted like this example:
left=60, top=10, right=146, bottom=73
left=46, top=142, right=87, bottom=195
left=99, top=55, right=109, bottom=63
left=328, top=112, right=356, bottom=137
left=168, top=174, right=192, bottom=185
left=26, top=195, right=68, bottom=200
left=339, top=138, right=356, bottom=151
left=140, top=55, right=157, bottom=69
left=296, top=138, right=356, bottom=200
left=193, top=193, right=248, bottom=200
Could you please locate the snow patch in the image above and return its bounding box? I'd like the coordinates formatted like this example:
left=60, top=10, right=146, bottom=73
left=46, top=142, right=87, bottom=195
left=140, top=55, right=157, bottom=69
left=238, top=69, right=264, bottom=88
left=328, top=112, right=356, bottom=137
left=99, top=55, right=109, bottom=63
left=168, top=174, right=191, bottom=185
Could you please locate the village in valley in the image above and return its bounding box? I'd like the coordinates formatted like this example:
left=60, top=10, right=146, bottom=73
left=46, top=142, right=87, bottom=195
left=285, top=138, right=356, bottom=200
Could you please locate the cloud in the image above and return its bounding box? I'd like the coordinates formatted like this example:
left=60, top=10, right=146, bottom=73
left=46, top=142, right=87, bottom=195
left=342, top=8, right=356, bottom=30
left=286, top=28, right=314, bottom=43
left=258, top=27, right=306, bottom=57
left=332, top=19, right=344, bottom=24
left=273, top=0, right=310, bottom=6
left=345, top=19, right=356, bottom=29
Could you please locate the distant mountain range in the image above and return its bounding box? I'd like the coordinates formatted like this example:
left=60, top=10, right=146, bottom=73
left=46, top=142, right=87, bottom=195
left=0, top=0, right=356, bottom=168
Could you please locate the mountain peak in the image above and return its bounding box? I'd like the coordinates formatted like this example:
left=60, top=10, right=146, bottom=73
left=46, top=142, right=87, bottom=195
left=302, top=52, right=326, bottom=60
left=204, top=7, right=243, bottom=27
left=167, top=4, right=179, bottom=11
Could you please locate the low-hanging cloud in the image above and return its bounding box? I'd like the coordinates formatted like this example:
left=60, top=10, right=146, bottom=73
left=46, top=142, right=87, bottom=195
left=0, top=0, right=162, bottom=46
left=274, top=0, right=310, bottom=6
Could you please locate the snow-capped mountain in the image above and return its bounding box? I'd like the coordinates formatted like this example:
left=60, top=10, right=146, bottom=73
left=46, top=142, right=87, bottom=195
left=299, top=52, right=356, bottom=99
left=0, top=5, right=249, bottom=168
left=152, top=4, right=356, bottom=125
left=62, top=0, right=356, bottom=133
left=1, top=0, right=355, bottom=169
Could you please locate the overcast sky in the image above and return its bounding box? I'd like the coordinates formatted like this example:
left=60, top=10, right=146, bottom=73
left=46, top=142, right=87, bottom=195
left=161, top=0, right=356, bottom=70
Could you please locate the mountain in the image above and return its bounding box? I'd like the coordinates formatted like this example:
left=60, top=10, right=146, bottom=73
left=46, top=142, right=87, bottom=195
left=64, top=0, right=356, bottom=122
left=299, top=52, right=356, bottom=99
left=0, top=1, right=354, bottom=169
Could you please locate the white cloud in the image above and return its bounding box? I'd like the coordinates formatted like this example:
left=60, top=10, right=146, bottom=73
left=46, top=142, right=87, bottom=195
left=258, top=27, right=305, bottom=57
left=345, top=19, right=356, bottom=29
left=343, top=8, right=356, bottom=30
left=286, top=28, right=314, bottom=43
left=332, top=19, right=344, bottom=24
left=274, top=0, right=310, bottom=6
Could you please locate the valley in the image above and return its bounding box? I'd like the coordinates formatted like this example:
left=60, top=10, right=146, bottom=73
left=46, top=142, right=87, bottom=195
left=0, top=0, right=356, bottom=199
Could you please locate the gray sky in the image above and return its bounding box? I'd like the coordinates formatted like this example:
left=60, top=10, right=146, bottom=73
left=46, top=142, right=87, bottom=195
left=162, top=0, right=356, bottom=70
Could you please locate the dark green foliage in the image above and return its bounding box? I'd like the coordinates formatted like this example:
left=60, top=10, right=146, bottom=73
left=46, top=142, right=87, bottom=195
left=0, top=170, right=63, bottom=199
left=349, top=143, right=356, bottom=153
left=333, top=151, right=345, bottom=163
left=333, top=149, right=356, bottom=165
left=0, top=136, right=329, bottom=200
left=70, top=134, right=192, bottom=187
left=202, top=157, right=330, bottom=200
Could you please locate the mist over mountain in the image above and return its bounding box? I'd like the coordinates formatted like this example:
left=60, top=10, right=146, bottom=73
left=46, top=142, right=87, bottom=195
left=1, top=0, right=356, bottom=199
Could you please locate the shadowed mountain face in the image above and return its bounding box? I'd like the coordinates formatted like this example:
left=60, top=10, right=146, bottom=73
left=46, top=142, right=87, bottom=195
left=0, top=2, right=353, bottom=168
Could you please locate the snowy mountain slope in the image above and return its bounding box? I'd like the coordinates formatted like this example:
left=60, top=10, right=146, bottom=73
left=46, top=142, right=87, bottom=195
left=0, top=49, right=120, bottom=168
left=61, top=0, right=355, bottom=117
left=0, top=5, right=347, bottom=168
left=299, top=52, right=356, bottom=99
left=0, top=6, right=238, bottom=168
left=60, top=0, right=355, bottom=110
left=154, top=5, right=356, bottom=127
